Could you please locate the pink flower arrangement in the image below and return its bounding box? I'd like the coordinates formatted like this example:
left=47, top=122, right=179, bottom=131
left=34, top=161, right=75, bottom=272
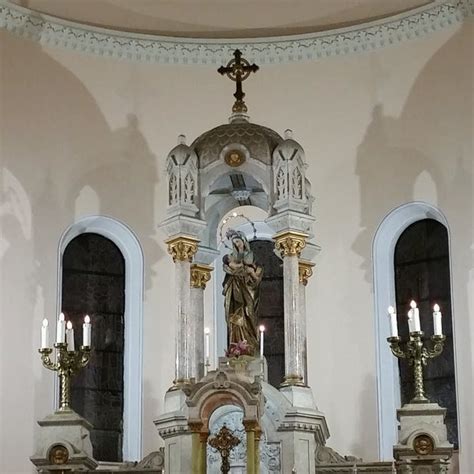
left=225, top=340, right=252, bottom=358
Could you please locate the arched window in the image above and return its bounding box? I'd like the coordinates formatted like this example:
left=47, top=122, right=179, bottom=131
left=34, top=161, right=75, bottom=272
left=394, top=218, right=458, bottom=448
left=249, top=239, right=284, bottom=388
left=62, top=233, right=125, bottom=462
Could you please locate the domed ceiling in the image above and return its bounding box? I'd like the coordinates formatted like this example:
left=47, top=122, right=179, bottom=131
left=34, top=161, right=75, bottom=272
left=11, top=0, right=433, bottom=38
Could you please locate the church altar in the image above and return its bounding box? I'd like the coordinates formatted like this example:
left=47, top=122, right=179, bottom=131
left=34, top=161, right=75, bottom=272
left=30, top=51, right=453, bottom=474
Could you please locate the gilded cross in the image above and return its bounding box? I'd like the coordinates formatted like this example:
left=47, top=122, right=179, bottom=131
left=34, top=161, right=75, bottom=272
left=218, top=49, right=259, bottom=114
left=208, top=424, right=241, bottom=474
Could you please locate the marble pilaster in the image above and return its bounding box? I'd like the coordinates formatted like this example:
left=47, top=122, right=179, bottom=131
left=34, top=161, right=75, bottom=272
left=190, top=263, right=213, bottom=381
left=274, top=230, right=308, bottom=386
left=298, top=260, right=314, bottom=385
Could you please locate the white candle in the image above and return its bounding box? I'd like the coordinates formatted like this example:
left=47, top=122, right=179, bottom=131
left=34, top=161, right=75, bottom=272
left=433, top=304, right=443, bottom=336
left=408, top=300, right=421, bottom=333
left=41, top=318, right=49, bottom=349
left=388, top=306, right=398, bottom=338
left=66, top=321, right=75, bottom=351
left=259, top=325, right=265, bottom=357
left=56, top=312, right=66, bottom=344
left=83, top=315, right=91, bottom=347
left=204, top=327, right=210, bottom=361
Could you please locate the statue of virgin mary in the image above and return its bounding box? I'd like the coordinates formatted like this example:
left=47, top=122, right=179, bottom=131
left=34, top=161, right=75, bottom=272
left=222, top=229, right=263, bottom=356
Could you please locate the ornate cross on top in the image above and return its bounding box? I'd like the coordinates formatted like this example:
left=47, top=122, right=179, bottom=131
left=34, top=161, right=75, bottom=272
left=218, top=49, right=259, bottom=114
left=208, top=424, right=241, bottom=474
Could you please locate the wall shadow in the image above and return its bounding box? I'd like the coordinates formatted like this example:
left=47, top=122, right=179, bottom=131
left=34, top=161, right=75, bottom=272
left=352, top=23, right=473, bottom=462
left=1, top=29, right=160, bottom=471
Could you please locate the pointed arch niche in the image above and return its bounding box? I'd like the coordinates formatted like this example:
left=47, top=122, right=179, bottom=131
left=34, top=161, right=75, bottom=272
left=373, top=202, right=457, bottom=460
left=58, top=215, right=144, bottom=462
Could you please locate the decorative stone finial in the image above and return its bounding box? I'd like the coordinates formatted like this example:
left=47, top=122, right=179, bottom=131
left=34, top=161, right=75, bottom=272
left=178, top=134, right=186, bottom=145
left=284, top=129, right=293, bottom=140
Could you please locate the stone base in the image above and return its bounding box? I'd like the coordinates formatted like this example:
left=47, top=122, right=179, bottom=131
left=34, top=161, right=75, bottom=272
left=30, top=409, right=97, bottom=472
left=278, top=385, right=330, bottom=473
left=393, top=402, right=453, bottom=474
left=394, top=403, right=453, bottom=462
left=153, top=389, right=192, bottom=474
left=395, top=459, right=451, bottom=473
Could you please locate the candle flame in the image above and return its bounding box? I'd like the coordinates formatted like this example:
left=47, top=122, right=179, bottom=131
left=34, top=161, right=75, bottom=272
left=388, top=306, right=395, bottom=314
left=434, top=303, right=440, bottom=312
left=259, top=325, right=265, bottom=332
left=66, top=321, right=73, bottom=330
left=410, top=300, right=417, bottom=309
left=84, top=315, right=91, bottom=324
left=59, top=312, right=65, bottom=321
left=232, top=212, right=238, bottom=217
left=42, top=318, right=48, bottom=327
left=204, top=327, right=210, bottom=335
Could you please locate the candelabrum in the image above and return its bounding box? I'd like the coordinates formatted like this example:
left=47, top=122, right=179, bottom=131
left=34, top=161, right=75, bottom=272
left=39, top=343, right=91, bottom=411
left=387, top=331, right=446, bottom=403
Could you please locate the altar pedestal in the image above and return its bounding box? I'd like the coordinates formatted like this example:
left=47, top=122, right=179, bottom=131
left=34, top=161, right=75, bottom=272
left=278, top=385, right=329, bottom=473
left=393, top=402, right=453, bottom=473
left=30, top=409, right=97, bottom=472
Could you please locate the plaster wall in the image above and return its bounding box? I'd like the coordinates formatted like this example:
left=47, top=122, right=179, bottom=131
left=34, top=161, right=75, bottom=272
left=0, top=19, right=472, bottom=473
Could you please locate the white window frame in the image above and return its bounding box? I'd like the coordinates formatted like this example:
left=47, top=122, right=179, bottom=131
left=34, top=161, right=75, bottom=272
left=373, top=201, right=450, bottom=460
left=58, top=215, right=144, bottom=462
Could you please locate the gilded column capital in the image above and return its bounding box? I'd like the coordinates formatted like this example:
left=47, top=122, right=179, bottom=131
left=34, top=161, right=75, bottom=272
left=190, top=264, right=213, bottom=289
left=166, top=235, right=199, bottom=262
left=242, top=419, right=260, bottom=432
left=273, top=231, right=308, bottom=258
left=188, top=421, right=204, bottom=433
left=299, top=260, right=315, bottom=286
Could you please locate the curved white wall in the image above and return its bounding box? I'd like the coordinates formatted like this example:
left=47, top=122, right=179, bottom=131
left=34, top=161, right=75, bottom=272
left=0, top=18, right=472, bottom=473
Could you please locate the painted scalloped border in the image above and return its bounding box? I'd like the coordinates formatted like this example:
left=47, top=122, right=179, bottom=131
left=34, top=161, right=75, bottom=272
left=0, top=0, right=472, bottom=64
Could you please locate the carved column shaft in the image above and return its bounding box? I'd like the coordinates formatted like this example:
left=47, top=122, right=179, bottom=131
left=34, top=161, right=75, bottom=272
left=190, top=264, right=213, bottom=381
left=274, top=231, right=307, bottom=386
left=167, top=236, right=199, bottom=385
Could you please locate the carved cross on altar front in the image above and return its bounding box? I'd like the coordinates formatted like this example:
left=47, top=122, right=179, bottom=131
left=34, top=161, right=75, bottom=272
left=218, top=49, right=259, bottom=114
left=208, top=424, right=241, bottom=474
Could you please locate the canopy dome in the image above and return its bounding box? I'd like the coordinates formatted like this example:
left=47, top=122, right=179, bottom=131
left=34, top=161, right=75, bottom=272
left=192, top=117, right=283, bottom=168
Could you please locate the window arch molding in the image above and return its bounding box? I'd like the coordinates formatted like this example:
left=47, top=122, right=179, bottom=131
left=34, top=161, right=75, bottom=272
left=57, top=215, right=144, bottom=462
left=372, top=201, right=454, bottom=460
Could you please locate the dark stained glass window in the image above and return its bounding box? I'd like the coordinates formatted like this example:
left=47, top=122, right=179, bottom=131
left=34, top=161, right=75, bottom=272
left=250, top=240, right=284, bottom=388
left=394, top=219, right=458, bottom=448
left=61, top=233, right=125, bottom=461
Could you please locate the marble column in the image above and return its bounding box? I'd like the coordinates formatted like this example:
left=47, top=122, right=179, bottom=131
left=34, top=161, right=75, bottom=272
left=274, top=231, right=308, bottom=386
left=166, top=236, right=199, bottom=386
left=190, top=263, right=213, bottom=381
left=298, top=260, right=315, bottom=386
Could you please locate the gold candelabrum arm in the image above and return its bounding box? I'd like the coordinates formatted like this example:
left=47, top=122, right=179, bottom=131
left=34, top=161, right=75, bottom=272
left=39, top=343, right=92, bottom=411
left=387, top=332, right=446, bottom=403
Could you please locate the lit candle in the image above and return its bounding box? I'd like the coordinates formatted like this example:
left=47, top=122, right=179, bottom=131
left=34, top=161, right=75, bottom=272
left=41, top=318, right=49, bottom=349
left=433, top=304, right=443, bottom=336
left=259, top=325, right=265, bottom=357
left=66, top=321, right=75, bottom=351
left=388, top=306, right=398, bottom=338
left=56, top=312, right=66, bottom=344
left=83, top=315, right=91, bottom=347
left=408, top=300, right=421, bottom=333
left=204, top=327, right=210, bottom=361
